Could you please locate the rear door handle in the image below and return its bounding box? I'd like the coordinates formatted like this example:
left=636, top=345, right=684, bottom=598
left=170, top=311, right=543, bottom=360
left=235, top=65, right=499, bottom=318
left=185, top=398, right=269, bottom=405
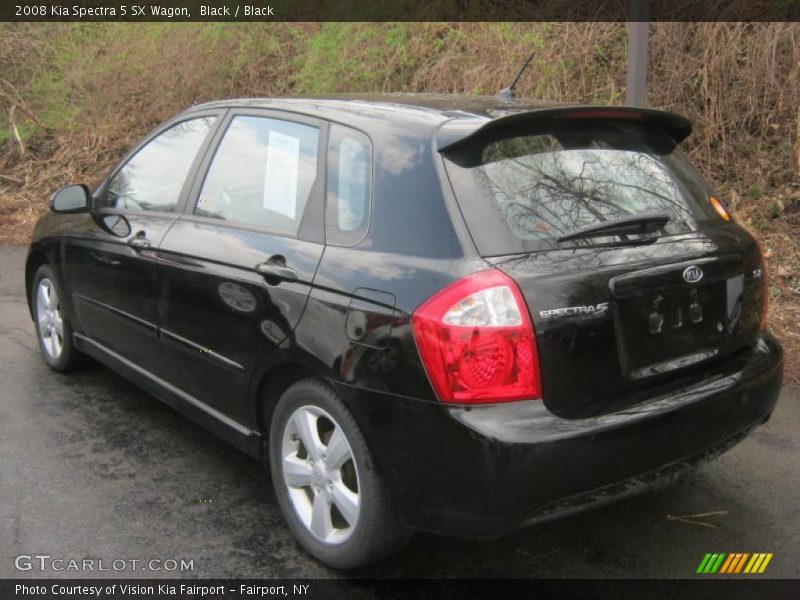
left=127, top=233, right=151, bottom=250
left=255, top=262, right=298, bottom=282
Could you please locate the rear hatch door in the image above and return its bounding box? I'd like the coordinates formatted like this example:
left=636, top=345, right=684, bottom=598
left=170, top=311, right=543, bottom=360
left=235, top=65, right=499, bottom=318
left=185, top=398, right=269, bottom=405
left=441, top=108, right=766, bottom=417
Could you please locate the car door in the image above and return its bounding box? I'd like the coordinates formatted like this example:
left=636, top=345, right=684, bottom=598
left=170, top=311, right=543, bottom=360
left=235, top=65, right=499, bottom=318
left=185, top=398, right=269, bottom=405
left=154, top=110, right=326, bottom=425
left=65, top=111, right=223, bottom=377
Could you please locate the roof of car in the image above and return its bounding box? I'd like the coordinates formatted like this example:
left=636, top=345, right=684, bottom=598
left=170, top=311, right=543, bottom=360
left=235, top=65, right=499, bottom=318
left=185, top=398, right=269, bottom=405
left=185, top=93, right=569, bottom=124
left=184, top=94, right=693, bottom=149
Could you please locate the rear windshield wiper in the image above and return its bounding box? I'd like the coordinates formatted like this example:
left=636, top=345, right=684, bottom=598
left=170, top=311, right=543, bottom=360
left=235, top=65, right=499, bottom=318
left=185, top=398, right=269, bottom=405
left=556, top=212, right=671, bottom=243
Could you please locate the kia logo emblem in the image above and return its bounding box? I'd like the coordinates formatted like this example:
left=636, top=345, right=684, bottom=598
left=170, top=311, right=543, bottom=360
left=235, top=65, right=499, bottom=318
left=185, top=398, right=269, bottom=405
left=683, top=265, right=704, bottom=283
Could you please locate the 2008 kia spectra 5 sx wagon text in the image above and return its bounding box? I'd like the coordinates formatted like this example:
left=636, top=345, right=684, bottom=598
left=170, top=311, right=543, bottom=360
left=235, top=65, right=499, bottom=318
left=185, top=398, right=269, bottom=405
left=26, top=95, right=783, bottom=568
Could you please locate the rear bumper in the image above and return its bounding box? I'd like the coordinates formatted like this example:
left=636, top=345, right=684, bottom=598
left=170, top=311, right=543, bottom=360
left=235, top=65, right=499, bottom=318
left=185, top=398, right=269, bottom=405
left=340, top=332, right=783, bottom=538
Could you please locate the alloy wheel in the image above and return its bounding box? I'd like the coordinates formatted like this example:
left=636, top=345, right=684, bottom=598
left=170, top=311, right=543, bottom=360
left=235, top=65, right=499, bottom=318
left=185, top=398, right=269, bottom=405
left=281, top=405, right=360, bottom=545
left=36, top=278, right=64, bottom=359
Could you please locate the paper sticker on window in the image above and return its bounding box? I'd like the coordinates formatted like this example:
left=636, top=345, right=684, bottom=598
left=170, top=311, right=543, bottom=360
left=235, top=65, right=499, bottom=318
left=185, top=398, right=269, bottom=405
left=264, top=131, right=300, bottom=219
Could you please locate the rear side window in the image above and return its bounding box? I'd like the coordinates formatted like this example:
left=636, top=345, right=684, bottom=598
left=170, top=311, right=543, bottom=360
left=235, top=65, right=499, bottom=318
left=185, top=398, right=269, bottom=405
left=105, top=117, right=216, bottom=213
left=326, top=124, right=372, bottom=246
left=196, top=116, right=320, bottom=236
left=443, top=124, right=719, bottom=256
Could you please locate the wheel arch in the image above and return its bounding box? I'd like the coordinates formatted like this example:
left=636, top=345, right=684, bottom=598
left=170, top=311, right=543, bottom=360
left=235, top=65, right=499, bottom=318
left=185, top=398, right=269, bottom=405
left=249, top=353, right=392, bottom=483
left=253, top=360, right=320, bottom=454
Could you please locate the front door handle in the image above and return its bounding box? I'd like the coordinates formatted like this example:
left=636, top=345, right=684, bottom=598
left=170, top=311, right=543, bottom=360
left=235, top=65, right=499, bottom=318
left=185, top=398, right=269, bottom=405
left=255, top=261, right=298, bottom=282
left=127, top=232, right=151, bottom=250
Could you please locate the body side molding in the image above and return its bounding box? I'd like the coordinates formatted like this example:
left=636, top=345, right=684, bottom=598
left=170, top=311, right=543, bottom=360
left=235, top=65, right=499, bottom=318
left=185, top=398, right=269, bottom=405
left=74, top=333, right=261, bottom=458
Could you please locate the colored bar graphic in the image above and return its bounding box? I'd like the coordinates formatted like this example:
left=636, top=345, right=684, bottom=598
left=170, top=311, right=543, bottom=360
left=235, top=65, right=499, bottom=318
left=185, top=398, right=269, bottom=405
left=744, top=554, right=760, bottom=573
left=753, top=554, right=766, bottom=573
left=697, top=554, right=713, bottom=574
left=698, top=553, right=726, bottom=573
left=719, top=554, right=736, bottom=573
left=704, top=553, right=720, bottom=574
left=711, top=553, right=726, bottom=573
left=702, top=552, right=773, bottom=575
left=728, top=553, right=740, bottom=573
left=734, top=553, right=750, bottom=573
left=758, top=554, right=773, bottom=573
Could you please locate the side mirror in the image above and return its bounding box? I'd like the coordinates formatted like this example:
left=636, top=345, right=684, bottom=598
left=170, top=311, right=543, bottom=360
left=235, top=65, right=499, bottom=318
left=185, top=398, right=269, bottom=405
left=50, top=184, right=92, bottom=214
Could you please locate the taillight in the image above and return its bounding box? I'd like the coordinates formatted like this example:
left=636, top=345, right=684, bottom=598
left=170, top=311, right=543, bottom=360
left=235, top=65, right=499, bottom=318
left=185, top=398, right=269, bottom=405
left=411, top=270, right=541, bottom=404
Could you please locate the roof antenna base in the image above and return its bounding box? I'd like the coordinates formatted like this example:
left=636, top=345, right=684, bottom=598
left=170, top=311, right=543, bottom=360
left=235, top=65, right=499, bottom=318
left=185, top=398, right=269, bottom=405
left=496, top=87, right=515, bottom=101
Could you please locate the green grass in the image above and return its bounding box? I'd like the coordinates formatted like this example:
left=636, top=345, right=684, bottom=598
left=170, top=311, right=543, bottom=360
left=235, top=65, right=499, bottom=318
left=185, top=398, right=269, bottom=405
left=292, top=24, right=417, bottom=94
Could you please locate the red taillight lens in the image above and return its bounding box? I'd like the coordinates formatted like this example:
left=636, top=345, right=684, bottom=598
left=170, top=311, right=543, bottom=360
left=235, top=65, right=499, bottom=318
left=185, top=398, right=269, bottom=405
left=411, top=270, right=541, bottom=404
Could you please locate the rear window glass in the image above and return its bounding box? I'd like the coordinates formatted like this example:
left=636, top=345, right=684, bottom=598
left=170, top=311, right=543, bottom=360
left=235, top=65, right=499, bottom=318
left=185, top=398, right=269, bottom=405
left=443, top=125, right=719, bottom=256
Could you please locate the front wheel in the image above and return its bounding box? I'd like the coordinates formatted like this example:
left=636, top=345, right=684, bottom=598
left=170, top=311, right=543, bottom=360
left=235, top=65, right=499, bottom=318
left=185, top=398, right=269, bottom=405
left=268, top=378, right=411, bottom=569
left=31, top=264, right=84, bottom=372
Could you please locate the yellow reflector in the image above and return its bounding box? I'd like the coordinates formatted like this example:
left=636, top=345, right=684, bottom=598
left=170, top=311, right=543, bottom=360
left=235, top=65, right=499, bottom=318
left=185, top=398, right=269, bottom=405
left=710, top=196, right=730, bottom=221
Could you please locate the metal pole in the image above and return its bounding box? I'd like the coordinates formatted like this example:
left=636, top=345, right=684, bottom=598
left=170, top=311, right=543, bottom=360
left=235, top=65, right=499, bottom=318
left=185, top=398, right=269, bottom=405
left=625, top=0, right=650, bottom=107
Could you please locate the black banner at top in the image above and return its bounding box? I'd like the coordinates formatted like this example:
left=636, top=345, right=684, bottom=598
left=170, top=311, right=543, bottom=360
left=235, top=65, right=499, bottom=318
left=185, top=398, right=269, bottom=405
left=2, top=0, right=800, bottom=22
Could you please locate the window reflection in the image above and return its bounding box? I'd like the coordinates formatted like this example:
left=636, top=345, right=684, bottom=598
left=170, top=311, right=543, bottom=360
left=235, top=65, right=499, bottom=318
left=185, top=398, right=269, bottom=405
left=326, top=125, right=372, bottom=246
left=196, top=116, right=319, bottom=236
left=446, top=127, right=716, bottom=254
left=107, top=117, right=216, bottom=213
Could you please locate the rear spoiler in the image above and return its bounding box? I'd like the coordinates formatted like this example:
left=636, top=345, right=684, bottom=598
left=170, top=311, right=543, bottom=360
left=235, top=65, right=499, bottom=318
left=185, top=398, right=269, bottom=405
left=436, top=106, right=692, bottom=152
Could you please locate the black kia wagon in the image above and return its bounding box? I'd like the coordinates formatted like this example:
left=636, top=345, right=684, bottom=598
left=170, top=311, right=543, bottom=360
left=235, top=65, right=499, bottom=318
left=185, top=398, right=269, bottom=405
left=26, top=95, right=783, bottom=568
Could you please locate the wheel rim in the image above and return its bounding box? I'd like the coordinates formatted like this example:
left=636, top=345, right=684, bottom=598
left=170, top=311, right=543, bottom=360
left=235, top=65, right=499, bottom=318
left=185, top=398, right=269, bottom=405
left=36, top=278, right=64, bottom=359
left=281, top=405, right=360, bottom=545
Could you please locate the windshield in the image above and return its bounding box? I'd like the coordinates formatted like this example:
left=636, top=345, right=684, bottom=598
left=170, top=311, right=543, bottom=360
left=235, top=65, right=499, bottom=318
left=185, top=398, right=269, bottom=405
left=443, top=124, right=719, bottom=255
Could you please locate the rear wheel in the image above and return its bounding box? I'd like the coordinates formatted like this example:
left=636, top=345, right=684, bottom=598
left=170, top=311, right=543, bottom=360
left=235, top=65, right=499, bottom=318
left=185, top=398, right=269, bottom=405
left=32, top=264, right=84, bottom=372
left=268, top=378, right=411, bottom=568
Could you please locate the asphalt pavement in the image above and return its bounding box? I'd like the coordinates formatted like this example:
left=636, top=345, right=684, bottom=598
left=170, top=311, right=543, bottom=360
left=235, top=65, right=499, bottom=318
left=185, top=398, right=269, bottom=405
left=1, top=245, right=798, bottom=579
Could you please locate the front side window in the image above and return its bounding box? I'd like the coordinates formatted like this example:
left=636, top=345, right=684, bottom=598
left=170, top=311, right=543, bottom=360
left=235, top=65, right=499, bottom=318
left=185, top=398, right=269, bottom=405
left=195, top=116, right=320, bottom=236
left=326, top=125, right=372, bottom=246
left=105, top=117, right=216, bottom=213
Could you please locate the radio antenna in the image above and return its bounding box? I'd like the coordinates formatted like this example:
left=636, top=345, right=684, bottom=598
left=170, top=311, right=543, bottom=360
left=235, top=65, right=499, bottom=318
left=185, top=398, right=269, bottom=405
left=496, top=50, right=536, bottom=101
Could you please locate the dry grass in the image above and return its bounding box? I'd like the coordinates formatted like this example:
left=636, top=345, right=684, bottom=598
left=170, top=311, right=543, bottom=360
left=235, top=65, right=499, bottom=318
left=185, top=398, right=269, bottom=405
left=0, top=22, right=798, bottom=383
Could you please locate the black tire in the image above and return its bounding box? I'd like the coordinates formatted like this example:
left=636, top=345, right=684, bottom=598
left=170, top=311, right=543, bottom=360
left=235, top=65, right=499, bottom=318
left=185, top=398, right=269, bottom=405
left=268, top=378, right=411, bottom=569
left=31, top=264, right=85, bottom=372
